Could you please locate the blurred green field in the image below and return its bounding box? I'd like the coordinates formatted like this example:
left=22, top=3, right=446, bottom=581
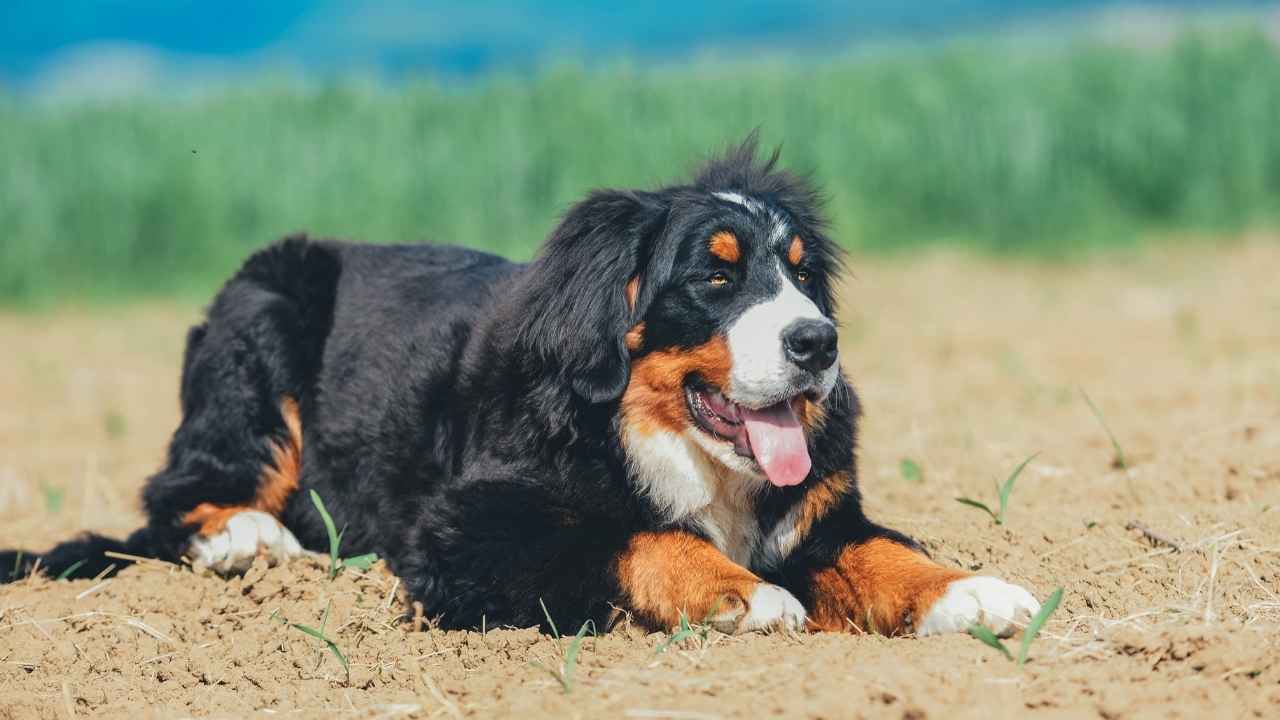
left=2, top=30, right=1278, bottom=304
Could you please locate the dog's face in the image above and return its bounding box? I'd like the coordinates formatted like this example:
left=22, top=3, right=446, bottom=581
left=513, top=141, right=841, bottom=513
left=623, top=189, right=840, bottom=490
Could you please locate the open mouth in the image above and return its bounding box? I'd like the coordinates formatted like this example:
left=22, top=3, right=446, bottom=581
left=684, top=378, right=813, bottom=487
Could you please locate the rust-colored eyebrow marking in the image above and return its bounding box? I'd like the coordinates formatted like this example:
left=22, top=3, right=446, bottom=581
left=709, top=231, right=741, bottom=263
left=787, top=236, right=805, bottom=266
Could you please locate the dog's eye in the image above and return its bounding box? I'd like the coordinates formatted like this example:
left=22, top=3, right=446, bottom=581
left=795, top=269, right=811, bottom=283
left=709, top=271, right=731, bottom=287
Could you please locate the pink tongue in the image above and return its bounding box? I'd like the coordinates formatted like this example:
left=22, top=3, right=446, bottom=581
left=740, top=402, right=811, bottom=487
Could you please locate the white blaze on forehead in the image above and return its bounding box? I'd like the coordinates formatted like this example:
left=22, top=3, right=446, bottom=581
left=712, top=191, right=791, bottom=251
left=725, top=263, right=833, bottom=407
left=713, top=191, right=763, bottom=213
left=767, top=211, right=790, bottom=246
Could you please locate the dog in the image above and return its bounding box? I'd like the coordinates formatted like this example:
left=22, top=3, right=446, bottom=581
left=1, top=140, right=1039, bottom=637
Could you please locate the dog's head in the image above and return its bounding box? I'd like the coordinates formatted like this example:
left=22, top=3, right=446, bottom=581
left=517, top=139, right=841, bottom=495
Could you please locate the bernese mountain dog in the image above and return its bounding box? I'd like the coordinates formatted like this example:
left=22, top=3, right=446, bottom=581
left=2, top=140, right=1040, bottom=637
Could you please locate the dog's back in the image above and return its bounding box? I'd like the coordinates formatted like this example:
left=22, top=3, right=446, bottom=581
left=2, top=236, right=522, bottom=581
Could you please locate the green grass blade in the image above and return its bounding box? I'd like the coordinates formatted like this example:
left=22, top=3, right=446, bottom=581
left=560, top=620, right=596, bottom=693
left=967, top=625, right=1013, bottom=661
left=41, top=483, right=65, bottom=514
left=996, top=452, right=1039, bottom=524
left=308, top=489, right=341, bottom=579
left=1018, top=587, right=1064, bottom=667
left=292, top=613, right=349, bottom=680
left=9, top=550, right=22, bottom=581
left=56, top=559, right=87, bottom=581
left=341, top=553, right=379, bottom=571
left=655, top=611, right=697, bottom=654
left=538, top=598, right=561, bottom=639
left=1080, top=389, right=1127, bottom=470
left=899, top=458, right=923, bottom=482
left=955, top=497, right=997, bottom=522
left=324, top=638, right=349, bottom=676
left=291, top=622, right=326, bottom=641
left=529, top=661, right=570, bottom=693
left=654, top=628, right=696, bottom=655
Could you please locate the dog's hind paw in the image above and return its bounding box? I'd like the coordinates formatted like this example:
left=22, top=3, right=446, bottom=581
left=188, top=510, right=303, bottom=576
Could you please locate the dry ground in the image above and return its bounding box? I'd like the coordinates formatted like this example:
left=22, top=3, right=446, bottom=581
left=1, top=241, right=1278, bottom=719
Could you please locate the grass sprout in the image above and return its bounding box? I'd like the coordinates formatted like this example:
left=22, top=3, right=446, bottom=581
left=966, top=587, right=1065, bottom=667
left=56, top=559, right=87, bottom=581
left=654, top=612, right=703, bottom=655
left=654, top=598, right=726, bottom=655
left=40, top=483, right=64, bottom=514
left=103, top=411, right=127, bottom=439
left=955, top=452, right=1038, bottom=525
left=289, top=598, right=350, bottom=682
left=1080, top=388, right=1127, bottom=469
left=967, top=625, right=1013, bottom=660
left=1018, top=587, right=1064, bottom=667
left=531, top=599, right=596, bottom=693
left=899, top=458, right=923, bottom=483
left=309, top=489, right=379, bottom=579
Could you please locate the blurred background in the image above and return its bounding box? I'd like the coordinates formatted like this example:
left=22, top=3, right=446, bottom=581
left=1, top=0, right=1278, bottom=304
left=4, top=6, right=1280, bottom=714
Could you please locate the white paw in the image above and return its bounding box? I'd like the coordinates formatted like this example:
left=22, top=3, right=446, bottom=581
left=188, top=510, right=303, bottom=576
left=740, top=583, right=807, bottom=633
left=917, top=576, right=1040, bottom=638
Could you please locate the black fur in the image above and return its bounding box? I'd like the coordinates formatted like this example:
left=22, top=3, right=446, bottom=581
left=3, top=139, right=915, bottom=633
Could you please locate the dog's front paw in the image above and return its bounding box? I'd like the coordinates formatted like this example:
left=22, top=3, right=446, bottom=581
left=188, top=510, right=303, bottom=576
left=738, top=583, right=807, bottom=633
left=917, top=576, right=1040, bottom=638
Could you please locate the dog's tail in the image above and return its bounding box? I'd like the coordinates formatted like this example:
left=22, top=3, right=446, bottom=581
left=0, top=526, right=155, bottom=584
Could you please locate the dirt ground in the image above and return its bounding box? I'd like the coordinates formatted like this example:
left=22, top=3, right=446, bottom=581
left=2, top=240, right=1278, bottom=719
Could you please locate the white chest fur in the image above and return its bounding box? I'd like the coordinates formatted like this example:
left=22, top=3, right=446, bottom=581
left=692, top=474, right=761, bottom=567
left=622, top=426, right=764, bottom=568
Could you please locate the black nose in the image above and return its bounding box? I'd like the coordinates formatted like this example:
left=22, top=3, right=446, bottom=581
left=783, top=319, right=838, bottom=374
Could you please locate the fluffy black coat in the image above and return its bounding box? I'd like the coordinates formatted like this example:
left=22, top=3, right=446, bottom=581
left=2, top=141, right=910, bottom=632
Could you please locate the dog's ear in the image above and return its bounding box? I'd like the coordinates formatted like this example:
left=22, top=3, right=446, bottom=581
left=515, top=189, right=669, bottom=404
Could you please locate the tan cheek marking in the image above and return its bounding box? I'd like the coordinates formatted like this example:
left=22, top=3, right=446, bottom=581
left=788, top=236, right=805, bottom=266
left=614, top=530, right=761, bottom=630
left=182, top=397, right=303, bottom=536
left=794, top=395, right=828, bottom=432
left=709, top=231, right=741, bottom=263
left=806, top=538, right=969, bottom=635
left=620, top=336, right=733, bottom=436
